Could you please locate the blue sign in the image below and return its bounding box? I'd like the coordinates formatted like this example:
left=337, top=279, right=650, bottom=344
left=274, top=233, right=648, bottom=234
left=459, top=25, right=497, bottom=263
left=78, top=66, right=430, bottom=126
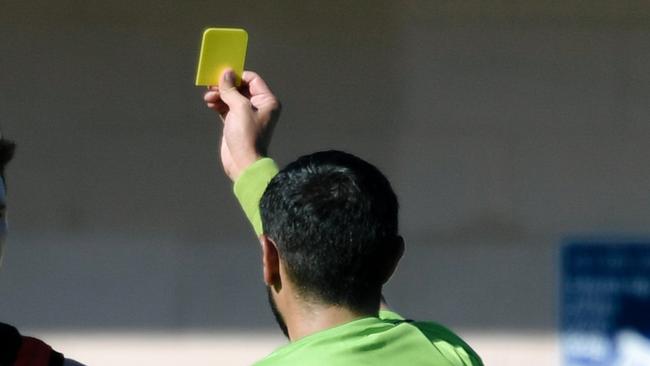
left=561, top=241, right=650, bottom=366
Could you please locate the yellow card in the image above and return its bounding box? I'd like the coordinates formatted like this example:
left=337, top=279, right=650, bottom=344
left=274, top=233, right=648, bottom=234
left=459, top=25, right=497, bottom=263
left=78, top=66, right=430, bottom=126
left=195, top=28, right=248, bottom=86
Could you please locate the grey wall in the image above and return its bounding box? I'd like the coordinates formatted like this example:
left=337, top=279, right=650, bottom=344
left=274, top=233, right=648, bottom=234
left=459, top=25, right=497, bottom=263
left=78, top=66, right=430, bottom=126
left=1, top=1, right=649, bottom=332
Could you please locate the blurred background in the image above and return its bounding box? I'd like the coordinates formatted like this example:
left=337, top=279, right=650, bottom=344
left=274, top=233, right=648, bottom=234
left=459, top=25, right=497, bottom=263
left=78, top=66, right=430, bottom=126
left=1, top=1, right=649, bottom=365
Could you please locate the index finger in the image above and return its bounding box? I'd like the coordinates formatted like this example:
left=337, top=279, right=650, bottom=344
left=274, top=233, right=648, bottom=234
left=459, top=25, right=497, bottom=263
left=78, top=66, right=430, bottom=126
left=204, top=89, right=222, bottom=103
left=242, top=71, right=273, bottom=96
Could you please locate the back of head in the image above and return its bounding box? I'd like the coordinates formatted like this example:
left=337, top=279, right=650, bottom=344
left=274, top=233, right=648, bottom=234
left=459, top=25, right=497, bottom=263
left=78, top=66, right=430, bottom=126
left=260, top=150, right=399, bottom=311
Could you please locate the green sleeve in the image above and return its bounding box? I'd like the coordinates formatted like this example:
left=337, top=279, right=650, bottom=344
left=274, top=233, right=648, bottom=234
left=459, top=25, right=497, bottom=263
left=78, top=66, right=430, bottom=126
left=233, top=158, right=280, bottom=236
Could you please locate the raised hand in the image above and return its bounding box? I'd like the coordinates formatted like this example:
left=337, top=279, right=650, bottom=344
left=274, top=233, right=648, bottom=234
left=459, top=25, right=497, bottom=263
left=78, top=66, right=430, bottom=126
left=204, top=69, right=281, bottom=181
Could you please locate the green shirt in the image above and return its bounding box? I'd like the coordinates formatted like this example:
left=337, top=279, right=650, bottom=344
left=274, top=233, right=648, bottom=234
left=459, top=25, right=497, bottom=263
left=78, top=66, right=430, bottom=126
left=233, top=158, right=483, bottom=366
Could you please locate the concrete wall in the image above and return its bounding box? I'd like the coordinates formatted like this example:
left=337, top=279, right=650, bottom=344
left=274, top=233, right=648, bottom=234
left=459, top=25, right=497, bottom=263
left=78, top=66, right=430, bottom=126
left=1, top=1, right=649, bottom=364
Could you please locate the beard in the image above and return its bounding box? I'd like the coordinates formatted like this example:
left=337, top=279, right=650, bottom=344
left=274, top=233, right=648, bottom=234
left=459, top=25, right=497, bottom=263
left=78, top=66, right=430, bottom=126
left=267, top=287, right=289, bottom=339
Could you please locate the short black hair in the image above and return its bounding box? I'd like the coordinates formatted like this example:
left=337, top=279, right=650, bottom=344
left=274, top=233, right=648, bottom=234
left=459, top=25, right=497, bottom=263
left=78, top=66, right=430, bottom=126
left=260, top=150, right=399, bottom=311
left=0, top=138, right=15, bottom=181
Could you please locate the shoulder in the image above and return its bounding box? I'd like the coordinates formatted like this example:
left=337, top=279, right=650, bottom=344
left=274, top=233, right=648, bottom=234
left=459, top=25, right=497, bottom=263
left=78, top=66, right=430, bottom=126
left=408, top=320, right=483, bottom=366
left=0, top=322, right=21, bottom=364
left=379, top=311, right=483, bottom=366
left=0, top=323, right=84, bottom=366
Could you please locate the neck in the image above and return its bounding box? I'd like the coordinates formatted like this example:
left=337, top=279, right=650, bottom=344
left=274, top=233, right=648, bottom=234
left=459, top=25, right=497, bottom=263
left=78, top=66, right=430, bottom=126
left=284, top=301, right=379, bottom=341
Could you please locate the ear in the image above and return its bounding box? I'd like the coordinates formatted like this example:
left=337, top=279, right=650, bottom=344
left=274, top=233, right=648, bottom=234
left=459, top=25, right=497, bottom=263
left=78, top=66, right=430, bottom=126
left=260, top=234, right=281, bottom=288
left=382, top=236, right=405, bottom=284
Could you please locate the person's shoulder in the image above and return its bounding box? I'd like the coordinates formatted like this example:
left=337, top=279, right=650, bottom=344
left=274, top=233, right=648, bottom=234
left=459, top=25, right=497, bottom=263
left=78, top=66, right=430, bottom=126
left=378, top=311, right=482, bottom=366
left=408, top=320, right=483, bottom=366
left=0, top=322, right=85, bottom=366
left=0, top=322, right=21, bottom=364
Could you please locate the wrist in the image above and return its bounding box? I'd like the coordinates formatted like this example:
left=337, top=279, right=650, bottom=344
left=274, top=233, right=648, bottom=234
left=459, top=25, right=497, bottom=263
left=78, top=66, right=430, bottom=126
left=232, top=154, right=263, bottom=181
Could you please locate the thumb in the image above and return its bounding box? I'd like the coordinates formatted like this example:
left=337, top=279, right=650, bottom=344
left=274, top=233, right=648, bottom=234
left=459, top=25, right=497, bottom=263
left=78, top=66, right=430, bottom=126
left=218, top=69, right=248, bottom=108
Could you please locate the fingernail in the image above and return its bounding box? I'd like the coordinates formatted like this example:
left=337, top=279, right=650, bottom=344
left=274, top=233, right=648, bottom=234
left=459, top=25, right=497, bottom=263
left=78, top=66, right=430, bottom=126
left=224, top=71, right=233, bottom=83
